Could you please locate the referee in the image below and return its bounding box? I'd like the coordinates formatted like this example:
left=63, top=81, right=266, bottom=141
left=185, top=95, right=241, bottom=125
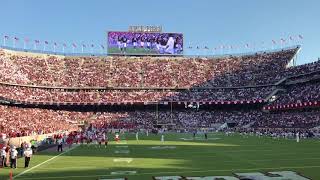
left=24, top=146, right=33, bottom=168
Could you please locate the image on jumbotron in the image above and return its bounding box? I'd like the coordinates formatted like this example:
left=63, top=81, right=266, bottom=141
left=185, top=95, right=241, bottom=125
left=0, top=0, right=320, bottom=180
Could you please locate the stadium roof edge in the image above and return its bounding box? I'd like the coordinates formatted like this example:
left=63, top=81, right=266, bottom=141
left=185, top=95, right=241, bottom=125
left=0, top=45, right=301, bottom=59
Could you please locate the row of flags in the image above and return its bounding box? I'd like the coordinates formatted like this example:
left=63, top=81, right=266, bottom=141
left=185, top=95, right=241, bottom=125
left=2, top=34, right=304, bottom=54
left=2, top=35, right=105, bottom=53
left=187, top=35, right=303, bottom=50
left=264, top=100, right=319, bottom=111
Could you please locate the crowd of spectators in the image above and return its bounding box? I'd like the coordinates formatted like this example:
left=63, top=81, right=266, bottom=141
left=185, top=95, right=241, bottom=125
left=252, top=110, right=320, bottom=129
left=1, top=46, right=320, bottom=139
left=0, top=47, right=299, bottom=88
left=0, top=105, right=79, bottom=138
left=272, top=81, right=320, bottom=106
left=0, top=85, right=272, bottom=103
left=2, top=103, right=320, bottom=138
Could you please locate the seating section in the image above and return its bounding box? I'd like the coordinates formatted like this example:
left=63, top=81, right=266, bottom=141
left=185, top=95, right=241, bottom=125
left=1, top=46, right=320, bottom=138
left=0, top=48, right=299, bottom=87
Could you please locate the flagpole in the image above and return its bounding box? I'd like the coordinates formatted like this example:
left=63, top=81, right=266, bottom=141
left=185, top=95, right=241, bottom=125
left=3, top=37, right=6, bottom=46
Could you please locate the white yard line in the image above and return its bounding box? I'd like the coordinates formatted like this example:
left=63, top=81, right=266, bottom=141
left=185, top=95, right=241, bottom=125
left=13, top=145, right=79, bottom=179
left=15, top=165, right=320, bottom=180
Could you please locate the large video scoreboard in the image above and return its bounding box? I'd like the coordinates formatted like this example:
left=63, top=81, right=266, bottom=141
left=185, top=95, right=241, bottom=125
left=107, top=31, right=183, bottom=56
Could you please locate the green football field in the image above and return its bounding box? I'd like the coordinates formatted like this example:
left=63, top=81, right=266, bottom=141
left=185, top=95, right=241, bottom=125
left=2, top=133, right=320, bottom=180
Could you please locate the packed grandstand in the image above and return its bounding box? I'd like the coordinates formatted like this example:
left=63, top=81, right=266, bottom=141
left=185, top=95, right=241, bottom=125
left=0, top=45, right=320, bottom=138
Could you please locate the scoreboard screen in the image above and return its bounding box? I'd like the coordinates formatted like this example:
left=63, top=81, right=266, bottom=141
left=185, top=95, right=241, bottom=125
left=107, top=31, right=183, bottom=55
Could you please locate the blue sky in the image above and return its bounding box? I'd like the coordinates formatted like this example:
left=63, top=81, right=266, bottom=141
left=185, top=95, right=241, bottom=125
left=1, top=0, right=319, bottom=64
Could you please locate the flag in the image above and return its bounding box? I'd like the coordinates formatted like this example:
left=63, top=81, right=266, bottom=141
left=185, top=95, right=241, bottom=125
left=82, top=44, right=86, bottom=48
left=14, top=37, right=19, bottom=41
left=35, top=40, right=40, bottom=44
left=298, top=35, right=303, bottom=39
left=289, top=36, right=294, bottom=41
left=54, top=42, right=57, bottom=46
left=91, top=44, right=94, bottom=48
left=100, top=45, right=104, bottom=49
left=188, top=46, right=192, bottom=49
left=280, top=38, right=286, bottom=43
left=72, top=43, right=77, bottom=48
left=4, top=35, right=9, bottom=40
left=272, top=40, right=276, bottom=44
left=245, top=44, right=249, bottom=48
left=45, top=41, right=49, bottom=45
left=196, top=46, right=200, bottom=49
left=204, top=46, right=209, bottom=49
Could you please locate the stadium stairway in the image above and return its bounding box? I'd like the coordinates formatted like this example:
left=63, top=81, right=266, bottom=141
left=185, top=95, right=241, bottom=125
left=242, top=121, right=256, bottom=128
left=264, top=88, right=287, bottom=103
left=216, top=123, right=227, bottom=131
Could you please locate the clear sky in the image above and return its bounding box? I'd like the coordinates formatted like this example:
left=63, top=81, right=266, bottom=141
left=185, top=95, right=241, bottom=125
left=1, top=0, right=319, bottom=64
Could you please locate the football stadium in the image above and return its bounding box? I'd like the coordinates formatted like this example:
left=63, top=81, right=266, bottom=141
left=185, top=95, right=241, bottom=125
left=1, top=1, right=320, bottom=180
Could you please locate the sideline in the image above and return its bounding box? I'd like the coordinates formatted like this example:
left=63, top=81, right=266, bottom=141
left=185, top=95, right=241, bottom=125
left=13, top=145, right=79, bottom=179
left=15, top=165, right=320, bottom=179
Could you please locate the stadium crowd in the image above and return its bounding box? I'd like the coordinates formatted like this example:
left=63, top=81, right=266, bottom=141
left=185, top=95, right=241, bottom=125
left=0, top=47, right=299, bottom=88
left=1, top=46, right=320, bottom=139
left=0, top=85, right=271, bottom=103
left=1, top=102, right=320, bottom=138
left=272, top=81, right=320, bottom=106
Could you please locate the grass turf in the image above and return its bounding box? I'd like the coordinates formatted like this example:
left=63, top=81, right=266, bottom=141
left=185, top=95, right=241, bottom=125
left=1, top=133, right=320, bottom=180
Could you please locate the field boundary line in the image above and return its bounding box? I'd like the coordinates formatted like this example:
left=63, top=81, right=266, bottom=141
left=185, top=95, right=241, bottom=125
left=15, top=165, right=320, bottom=180
left=13, top=144, right=79, bottom=179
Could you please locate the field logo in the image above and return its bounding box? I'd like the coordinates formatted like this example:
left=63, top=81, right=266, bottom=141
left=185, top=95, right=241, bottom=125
left=150, top=146, right=177, bottom=150
left=113, top=158, right=133, bottom=163
left=110, top=171, right=137, bottom=175
left=114, top=150, right=130, bottom=154
left=153, top=171, right=311, bottom=180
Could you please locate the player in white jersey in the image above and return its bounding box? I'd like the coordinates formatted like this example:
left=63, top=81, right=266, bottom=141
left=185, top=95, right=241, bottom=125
left=161, top=135, right=164, bottom=143
left=136, top=132, right=139, bottom=141
left=296, top=132, right=300, bottom=143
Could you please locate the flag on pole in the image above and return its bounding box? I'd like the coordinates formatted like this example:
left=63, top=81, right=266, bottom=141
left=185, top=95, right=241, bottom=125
left=34, top=40, right=40, bottom=50
left=72, top=43, right=77, bottom=48
left=13, top=37, right=19, bottom=48
left=62, top=43, right=66, bottom=53
left=45, top=41, right=49, bottom=45
left=3, top=35, right=9, bottom=46
left=298, top=34, right=303, bottom=39
left=272, top=40, right=277, bottom=44
left=53, top=42, right=58, bottom=52
left=24, top=38, right=29, bottom=49
left=91, top=44, right=94, bottom=47
left=100, top=45, right=104, bottom=49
